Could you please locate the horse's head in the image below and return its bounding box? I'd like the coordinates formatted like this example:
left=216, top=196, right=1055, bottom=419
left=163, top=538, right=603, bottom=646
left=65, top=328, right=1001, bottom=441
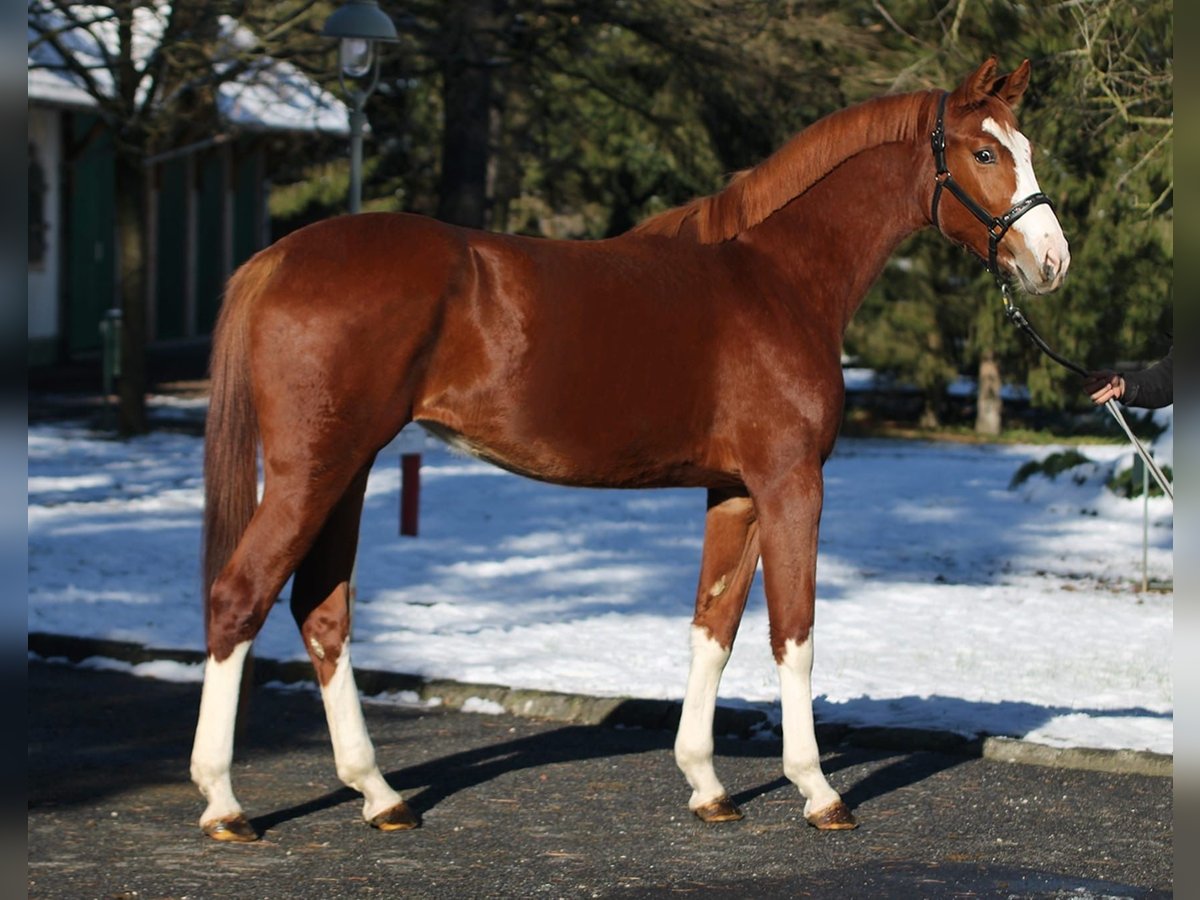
left=931, top=58, right=1070, bottom=294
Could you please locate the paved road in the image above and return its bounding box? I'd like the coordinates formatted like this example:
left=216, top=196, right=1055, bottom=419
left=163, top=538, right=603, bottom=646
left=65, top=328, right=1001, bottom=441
left=28, top=660, right=1170, bottom=898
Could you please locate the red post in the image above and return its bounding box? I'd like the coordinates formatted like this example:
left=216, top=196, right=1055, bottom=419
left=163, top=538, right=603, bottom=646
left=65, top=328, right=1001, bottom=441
left=400, top=453, right=421, bottom=537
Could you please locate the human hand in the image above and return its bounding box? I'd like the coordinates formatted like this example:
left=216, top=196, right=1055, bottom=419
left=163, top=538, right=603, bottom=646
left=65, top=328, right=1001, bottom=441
left=1082, top=371, right=1125, bottom=405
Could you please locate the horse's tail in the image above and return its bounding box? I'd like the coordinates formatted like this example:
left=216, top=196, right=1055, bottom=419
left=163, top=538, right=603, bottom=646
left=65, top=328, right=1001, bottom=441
left=202, top=250, right=278, bottom=615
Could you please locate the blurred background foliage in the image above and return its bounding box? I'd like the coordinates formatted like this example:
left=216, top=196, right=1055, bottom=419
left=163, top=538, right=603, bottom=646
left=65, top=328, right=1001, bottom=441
left=270, top=0, right=1171, bottom=431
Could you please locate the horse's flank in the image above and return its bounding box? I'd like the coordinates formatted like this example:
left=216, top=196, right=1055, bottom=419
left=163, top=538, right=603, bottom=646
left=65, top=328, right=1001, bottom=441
left=634, top=91, right=932, bottom=243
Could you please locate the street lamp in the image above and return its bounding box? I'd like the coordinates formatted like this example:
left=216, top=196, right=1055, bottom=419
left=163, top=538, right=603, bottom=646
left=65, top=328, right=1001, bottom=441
left=322, top=0, right=398, bottom=213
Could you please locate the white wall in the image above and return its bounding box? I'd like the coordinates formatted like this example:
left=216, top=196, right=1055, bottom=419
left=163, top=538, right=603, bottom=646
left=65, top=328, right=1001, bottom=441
left=28, top=107, right=61, bottom=343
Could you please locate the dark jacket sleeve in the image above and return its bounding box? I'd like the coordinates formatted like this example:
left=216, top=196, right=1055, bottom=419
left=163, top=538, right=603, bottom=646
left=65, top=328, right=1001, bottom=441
left=1122, top=346, right=1173, bottom=409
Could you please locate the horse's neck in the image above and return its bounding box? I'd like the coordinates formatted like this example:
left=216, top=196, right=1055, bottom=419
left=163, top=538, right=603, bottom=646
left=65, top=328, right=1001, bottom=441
left=738, top=140, right=930, bottom=332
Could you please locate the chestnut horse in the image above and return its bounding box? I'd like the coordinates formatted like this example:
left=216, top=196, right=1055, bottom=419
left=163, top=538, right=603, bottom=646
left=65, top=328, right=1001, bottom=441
left=192, top=58, right=1069, bottom=841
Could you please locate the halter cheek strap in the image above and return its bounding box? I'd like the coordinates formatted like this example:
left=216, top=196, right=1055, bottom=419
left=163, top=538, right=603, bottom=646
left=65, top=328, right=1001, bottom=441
left=929, top=91, right=1054, bottom=284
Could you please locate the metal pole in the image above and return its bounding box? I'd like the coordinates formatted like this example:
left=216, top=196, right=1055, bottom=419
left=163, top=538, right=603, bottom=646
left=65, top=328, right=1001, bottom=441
left=1103, top=399, right=1172, bottom=500
left=348, top=100, right=366, bottom=214
left=1141, top=453, right=1149, bottom=593
left=100, top=308, right=122, bottom=429
left=400, top=453, right=421, bottom=536
left=345, top=96, right=368, bottom=611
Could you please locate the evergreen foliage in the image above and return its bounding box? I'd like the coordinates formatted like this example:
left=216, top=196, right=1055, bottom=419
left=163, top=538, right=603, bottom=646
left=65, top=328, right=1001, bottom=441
left=1009, top=449, right=1092, bottom=489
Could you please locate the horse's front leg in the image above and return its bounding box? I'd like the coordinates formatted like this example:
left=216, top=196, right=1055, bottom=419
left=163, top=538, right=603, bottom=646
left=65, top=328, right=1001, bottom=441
left=676, top=487, right=760, bottom=823
left=754, top=465, right=857, bottom=830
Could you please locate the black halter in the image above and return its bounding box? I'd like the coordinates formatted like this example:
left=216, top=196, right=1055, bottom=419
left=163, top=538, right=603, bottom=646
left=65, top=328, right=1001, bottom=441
left=929, top=91, right=1054, bottom=285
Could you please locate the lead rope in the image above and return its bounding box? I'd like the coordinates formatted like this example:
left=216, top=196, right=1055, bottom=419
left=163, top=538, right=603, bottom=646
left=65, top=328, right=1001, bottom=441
left=1000, top=285, right=1173, bottom=501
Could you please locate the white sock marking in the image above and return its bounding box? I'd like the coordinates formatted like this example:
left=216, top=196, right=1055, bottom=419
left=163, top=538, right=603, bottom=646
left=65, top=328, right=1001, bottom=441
left=674, top=626, right=732, bottom=809
left=320, top=645, right=403, bottom=821
left=191, top=641, right=251, bottom=826
left=777, top=636, right=841, bottom=817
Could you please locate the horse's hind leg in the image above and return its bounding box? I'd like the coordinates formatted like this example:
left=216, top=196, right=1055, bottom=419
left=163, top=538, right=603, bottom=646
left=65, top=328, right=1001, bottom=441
left=675, top=487, right=760, bottom=823
left=192, top=639, right=256, bottom=840
left=290, top=462, right=417, bottom=831
left=191, top=457, right=373, bottom=841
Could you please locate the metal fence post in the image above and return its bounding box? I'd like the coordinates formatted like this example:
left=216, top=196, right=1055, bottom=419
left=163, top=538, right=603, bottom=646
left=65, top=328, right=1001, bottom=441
left=99, top=308, right=122, bottom=396
left=1141, top=453, right=1149, bottom=593
left=400, top=453, right=421, bottom=536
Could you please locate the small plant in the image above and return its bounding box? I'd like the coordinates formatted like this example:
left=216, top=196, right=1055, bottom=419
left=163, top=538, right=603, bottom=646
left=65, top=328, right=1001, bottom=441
left=1009, top=449, right=1092, bottom=489
left=1107, top=462, right=1173, bottom=499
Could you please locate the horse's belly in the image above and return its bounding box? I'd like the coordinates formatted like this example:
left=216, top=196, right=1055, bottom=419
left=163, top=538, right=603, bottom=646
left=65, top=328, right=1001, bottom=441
left=414, top=418, right=730, bottom=490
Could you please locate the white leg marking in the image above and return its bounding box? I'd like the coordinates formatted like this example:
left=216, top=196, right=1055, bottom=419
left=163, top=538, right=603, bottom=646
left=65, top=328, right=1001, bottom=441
left=320, top=644, right=403, bottom=821
left=674, top=626, right=732, bottom=809
left=777, top=636, right=841, bottom=817
left=190, top=640, right=251, bottom=827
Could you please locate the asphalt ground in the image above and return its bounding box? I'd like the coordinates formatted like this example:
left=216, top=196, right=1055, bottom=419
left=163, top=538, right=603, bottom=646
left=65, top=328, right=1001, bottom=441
left=28, top=659, right=1171, bottom=899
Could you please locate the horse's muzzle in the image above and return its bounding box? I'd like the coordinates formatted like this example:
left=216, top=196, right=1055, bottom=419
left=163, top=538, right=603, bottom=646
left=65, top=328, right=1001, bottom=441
left=1014, top=240, right=1069, bottom=295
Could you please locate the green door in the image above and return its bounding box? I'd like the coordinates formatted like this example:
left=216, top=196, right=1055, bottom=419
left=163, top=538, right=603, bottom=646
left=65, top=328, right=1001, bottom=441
left=65, top=114, right=116, bottom=355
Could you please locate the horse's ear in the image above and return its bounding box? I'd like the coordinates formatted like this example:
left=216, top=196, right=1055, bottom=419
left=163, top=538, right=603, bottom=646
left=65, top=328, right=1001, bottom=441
left=991, top=58, right=1032, bottom=109
left=955, top=57, right=1000, bottom=105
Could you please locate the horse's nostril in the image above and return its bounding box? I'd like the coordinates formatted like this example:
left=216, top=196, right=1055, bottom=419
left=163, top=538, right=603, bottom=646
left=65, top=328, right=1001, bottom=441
left=1042, top=247, right=1061, bottom=282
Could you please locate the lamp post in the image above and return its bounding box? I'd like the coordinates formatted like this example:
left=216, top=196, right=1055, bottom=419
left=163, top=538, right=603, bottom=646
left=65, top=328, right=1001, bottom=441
left=322, top=0, right=398, bottom=213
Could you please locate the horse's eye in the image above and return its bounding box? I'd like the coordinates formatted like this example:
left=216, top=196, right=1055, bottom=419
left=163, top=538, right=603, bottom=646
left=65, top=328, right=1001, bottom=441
left=973, top=149, right=996, bottom=165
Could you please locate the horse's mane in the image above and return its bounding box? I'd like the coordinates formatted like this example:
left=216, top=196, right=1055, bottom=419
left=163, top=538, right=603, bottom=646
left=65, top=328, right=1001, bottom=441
left=633, top=90, right=935, bottom=244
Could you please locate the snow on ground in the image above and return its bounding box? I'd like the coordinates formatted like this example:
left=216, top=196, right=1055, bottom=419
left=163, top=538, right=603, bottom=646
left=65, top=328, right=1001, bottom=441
left=27, top=400, right=1173, bottom=754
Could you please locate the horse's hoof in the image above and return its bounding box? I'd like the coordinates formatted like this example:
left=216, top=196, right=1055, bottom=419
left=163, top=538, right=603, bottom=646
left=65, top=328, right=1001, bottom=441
left=202, top=814, right=258, bottom=842
left=370, top=801, right=420, bottom=831
left=692, top=796, right=744, bottom=823
left=805, top=800, right=858, bottom=830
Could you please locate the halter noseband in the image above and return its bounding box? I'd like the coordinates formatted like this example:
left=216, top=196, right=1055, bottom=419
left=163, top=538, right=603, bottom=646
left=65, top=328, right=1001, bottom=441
left=929, top=91, right=1054, bottom=285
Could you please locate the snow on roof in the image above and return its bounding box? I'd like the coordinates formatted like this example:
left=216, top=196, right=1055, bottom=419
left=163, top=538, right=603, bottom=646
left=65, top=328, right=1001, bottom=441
left=215, top=48, right=351, bottom=137
left=27, top=65, right=98, bottom=112
left=27, top=3, right=349, bottom=136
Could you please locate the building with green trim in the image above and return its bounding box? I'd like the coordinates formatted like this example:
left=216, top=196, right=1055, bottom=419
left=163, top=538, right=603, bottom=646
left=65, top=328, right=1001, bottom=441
left=28, top=8, right=350, bottom=367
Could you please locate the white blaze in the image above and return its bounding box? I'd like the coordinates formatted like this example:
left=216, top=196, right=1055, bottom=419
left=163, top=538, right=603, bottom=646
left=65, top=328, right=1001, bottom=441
left=982, top=117, right=1069, bottom=286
